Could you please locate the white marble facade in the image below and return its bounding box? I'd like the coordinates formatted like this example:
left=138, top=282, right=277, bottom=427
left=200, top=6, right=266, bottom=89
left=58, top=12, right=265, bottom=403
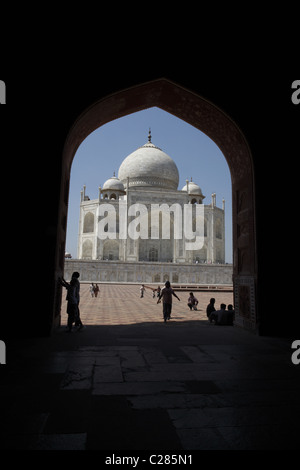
left=76, top=132, right=226, bottom=280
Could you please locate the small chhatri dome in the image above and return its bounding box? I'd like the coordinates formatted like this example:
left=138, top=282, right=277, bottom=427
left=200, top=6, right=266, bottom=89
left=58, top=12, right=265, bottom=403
left=181, top=181, right=203, bottom=195
left=182, top=178, right=204, bottom=196
left=102, top=174, right=125, bottom=191
left=118, top=131, right=179, bottom=190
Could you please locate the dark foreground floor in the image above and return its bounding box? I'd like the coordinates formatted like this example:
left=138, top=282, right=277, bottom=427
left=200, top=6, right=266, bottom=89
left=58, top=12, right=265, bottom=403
left=1, top=318, right=299, bottom=452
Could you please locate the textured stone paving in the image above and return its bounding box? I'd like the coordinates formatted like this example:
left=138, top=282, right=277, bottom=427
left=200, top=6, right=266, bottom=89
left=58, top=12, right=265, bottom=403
left=1, top=284, right=299, bottom=451
left=60, top=283, right=234, bottom=326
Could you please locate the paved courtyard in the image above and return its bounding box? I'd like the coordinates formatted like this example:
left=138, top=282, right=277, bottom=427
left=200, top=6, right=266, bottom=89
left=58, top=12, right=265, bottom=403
left=60, top=283, right=234, bottom=326
left=1, top=284, right=299, bottom=452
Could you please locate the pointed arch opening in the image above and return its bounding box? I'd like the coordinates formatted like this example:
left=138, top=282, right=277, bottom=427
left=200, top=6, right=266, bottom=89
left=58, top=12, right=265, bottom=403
left=55, top=79, right=257, bottom=333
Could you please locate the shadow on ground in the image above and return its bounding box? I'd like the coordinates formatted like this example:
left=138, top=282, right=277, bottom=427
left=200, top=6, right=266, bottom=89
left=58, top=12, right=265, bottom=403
left=1, top=321, right=299, bottom=450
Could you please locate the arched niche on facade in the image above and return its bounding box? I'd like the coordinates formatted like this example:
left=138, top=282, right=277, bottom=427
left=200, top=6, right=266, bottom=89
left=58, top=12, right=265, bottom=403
left=83, top=212, right=94, bottom=233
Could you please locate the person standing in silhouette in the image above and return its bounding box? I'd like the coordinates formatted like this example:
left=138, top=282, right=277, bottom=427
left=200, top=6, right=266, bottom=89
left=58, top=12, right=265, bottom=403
left=60, top=271, right=83, bottom=331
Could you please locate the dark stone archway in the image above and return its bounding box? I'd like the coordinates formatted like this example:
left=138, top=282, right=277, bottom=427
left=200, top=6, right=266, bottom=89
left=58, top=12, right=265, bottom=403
left=54, top=79, right=257, bottom=333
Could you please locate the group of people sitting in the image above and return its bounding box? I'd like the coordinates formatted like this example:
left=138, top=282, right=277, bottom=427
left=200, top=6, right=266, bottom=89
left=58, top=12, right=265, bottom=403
left=206, top=297, right=235, bottom=325
left=187, top=293, right=234, bottom=326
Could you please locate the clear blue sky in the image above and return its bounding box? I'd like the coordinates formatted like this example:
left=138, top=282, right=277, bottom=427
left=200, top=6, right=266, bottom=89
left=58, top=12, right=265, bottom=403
left=66, top=107, right=233, bottom=263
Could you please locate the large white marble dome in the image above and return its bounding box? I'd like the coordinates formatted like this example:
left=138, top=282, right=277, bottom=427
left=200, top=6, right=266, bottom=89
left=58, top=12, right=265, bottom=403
left=118, top=131, right=179, bottom=190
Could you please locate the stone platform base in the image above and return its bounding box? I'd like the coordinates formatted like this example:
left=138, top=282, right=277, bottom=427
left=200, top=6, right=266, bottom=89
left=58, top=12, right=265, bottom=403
left=64, top=259, right=233, bottom=285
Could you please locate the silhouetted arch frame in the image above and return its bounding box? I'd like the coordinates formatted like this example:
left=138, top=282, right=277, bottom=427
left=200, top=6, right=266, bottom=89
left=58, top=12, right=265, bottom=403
left=56, top=78, right=257, bottom=332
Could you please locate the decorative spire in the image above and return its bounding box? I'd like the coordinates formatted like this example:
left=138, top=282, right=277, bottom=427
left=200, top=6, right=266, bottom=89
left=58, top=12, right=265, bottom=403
left=148, top=128, right=152, bottom=143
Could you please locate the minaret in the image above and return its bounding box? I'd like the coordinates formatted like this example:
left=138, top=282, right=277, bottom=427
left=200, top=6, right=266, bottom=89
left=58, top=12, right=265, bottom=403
left=185, top=179, right=189, bottom=203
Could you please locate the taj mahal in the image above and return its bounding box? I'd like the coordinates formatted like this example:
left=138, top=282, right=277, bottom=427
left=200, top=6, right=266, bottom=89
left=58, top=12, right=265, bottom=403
left=65, top=131, right=232, bottom=284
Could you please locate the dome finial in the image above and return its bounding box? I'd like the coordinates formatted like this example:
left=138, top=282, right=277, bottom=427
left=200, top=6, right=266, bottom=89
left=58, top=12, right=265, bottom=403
left=148, top=128, right=151, bottom=143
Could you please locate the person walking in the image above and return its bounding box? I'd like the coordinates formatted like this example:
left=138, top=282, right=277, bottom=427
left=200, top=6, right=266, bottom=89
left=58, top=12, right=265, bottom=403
left=140, top=284, right=145, bottom=298
left=157, top=281, right=180, bottom=322
left=94, top=283, right=100, bottom=298
left=89, top=283, right=95, bottom=298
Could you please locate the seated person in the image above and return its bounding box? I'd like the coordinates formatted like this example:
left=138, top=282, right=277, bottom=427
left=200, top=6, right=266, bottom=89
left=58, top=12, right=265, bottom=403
left=226, top=304, right=235, bottom=325
left=209, top=303, right=226, bottom=324
left=187, top=292, right=199, bottom=310
left=206, top=298, right=216, bottom=318
left=210, top=303, right=234, bottom=325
